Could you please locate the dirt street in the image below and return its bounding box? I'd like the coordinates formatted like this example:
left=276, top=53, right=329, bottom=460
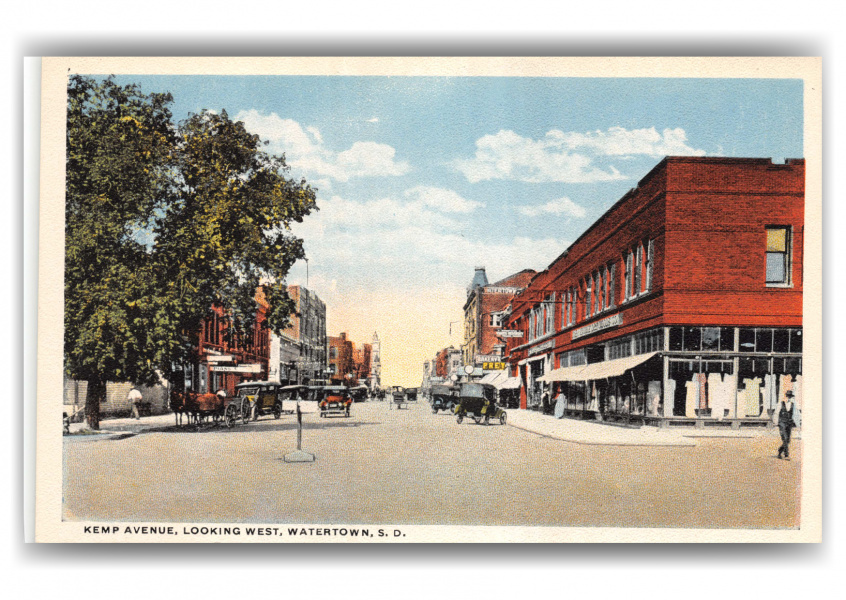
left=63, top=401, right=801, bottom=528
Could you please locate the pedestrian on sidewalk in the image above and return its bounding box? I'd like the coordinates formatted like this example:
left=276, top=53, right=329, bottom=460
left=128, top=387, right=143, bottom=420
left=541, top=390, right=551, bottom=415
left=554, top=389, right=566, bottom=419
left=777, top=391, right=797, bottom=460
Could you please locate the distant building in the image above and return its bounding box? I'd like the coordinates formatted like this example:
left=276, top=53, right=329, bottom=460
left=462, top=267, right=536, bottom=367
left=369, top=332, right=382, bottom=390
left=269, top=285, right=327, bottom=385
left=327, top=332, right=355, bottom=384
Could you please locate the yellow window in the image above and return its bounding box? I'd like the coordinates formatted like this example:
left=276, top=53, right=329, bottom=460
left=766, top=228, right=787, bottom=252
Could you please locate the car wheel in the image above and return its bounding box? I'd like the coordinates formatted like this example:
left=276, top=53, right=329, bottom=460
left=484, top=415, right=490, bottom=425
left=273, top=405, right=282, bottom=419
left=473, top=416, right=482, bottom=424
left=500, top=412, right=507, bottom=426
left=456, top=414, right=463, bottom=424
left=432, top=408, right=438, bottom=414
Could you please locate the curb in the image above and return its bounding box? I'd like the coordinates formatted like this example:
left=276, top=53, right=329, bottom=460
left=507, top=422, right=697, bottom=447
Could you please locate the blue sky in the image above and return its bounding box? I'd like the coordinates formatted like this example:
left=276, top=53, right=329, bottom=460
left=111, top=74, right=803, bottom=384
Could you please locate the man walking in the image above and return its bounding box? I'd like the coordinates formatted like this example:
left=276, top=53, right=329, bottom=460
left=777, top=390, right=797, bottom=460
left=128, top=387, right=143, bottom=420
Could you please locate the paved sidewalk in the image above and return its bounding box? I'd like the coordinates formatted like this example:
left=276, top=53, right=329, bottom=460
left=66, top=413, right=178, bottom=438
left=507, top=410, right=695, bottom=446
left=507, top=410, right=795, bottom=446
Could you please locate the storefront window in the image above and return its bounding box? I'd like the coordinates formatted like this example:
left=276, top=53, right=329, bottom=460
left=683, top=327, right=701, bottom=351
left=738, top=357, right=770, bottom=377
left=790, top=329, right=803, bottom=353
left=756, top=329, right=773, bottom=353
left=701, top=327, right=719, bottom=351
left=773, top=329, right=790, bottom=353
left=669, top=327, right=683, bottom=351
left=739, top=328, right=755, bottom=352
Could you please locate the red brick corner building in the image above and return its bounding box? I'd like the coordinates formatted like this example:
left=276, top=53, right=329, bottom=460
left=505, top=157, right=804, bottom=428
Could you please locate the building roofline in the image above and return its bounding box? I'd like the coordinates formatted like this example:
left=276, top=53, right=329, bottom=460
left=542, top=156, right=804, bottom=283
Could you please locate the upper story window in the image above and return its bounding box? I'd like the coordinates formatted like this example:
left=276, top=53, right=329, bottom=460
left=623, top=239, right=655, bottom=302
left=766, top=226, right=791, bottom=285
left=585, top=277, right=593, bottom=319
left=489, top=313, right=503, bottom=328
left=607, top=262, right=616, bottom=308
left=544, top=294, right=555, bottom=334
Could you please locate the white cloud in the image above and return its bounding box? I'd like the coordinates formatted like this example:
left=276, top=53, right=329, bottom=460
left=366, top=117, right=379, bottom=123
left=235, top=109, right=410, bottom=182
left=549, top=126, right=707, bottom=157
left=519, top=196, right=586, bottom=218
left=454, top=129, right=625, bottom=184
left=403, top=186, right=484, bottom=213
left=291, top=191, right=565, bottom=293
left=455, top=126, right=707, bottom=183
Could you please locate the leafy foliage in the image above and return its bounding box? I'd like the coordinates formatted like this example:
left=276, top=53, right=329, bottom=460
left=65, top=76, right=318, bottom=426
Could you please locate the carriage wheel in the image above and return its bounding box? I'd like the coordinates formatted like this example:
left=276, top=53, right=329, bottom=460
left=500, top=412, right=507, bottom=426
left=224, top=405, right=238, bottom=428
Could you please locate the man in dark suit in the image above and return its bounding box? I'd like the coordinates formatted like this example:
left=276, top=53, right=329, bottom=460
left=777, top=390, right=797, bottom=460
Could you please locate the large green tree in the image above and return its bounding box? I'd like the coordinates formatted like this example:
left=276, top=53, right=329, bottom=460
left=65, top=76, right=317, bottom=429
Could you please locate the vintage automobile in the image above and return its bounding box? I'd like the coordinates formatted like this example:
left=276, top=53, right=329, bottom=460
left=234, top=381, right=284, bottom=422
left=430, top=384, right=457, bottom=414
left=319, top=386, right=352, bottom=418
left=350, top=385, right=370, bottom=403
left=405, top=387, right=418, bottom=402
left=454, top=382, right=507, bottom=425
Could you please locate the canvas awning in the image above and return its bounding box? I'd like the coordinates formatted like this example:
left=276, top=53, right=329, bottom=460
left=536, top=364, right=588, bottom=383
left=497, top=377, right=522, bottom=390
left=536, top=352, right=660, bottom=383
left=575, top=352, right=660, bottom=381
left=478, top=370, right=508, bottom=386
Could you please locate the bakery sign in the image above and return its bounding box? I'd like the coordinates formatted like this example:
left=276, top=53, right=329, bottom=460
left=571, top=313, right=623, bottom=340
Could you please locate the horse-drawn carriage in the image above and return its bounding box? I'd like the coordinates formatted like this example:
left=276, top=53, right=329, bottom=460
left=390, top=385, right=408, bottom=409
left=169, top=389, right=248, bottom=428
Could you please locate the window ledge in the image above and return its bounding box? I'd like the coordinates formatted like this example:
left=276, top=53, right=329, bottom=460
left=765, top=283, right=794, bottom=289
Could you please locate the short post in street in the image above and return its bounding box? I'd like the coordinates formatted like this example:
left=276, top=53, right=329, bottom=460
left=283, top=402, right=315, bottom=463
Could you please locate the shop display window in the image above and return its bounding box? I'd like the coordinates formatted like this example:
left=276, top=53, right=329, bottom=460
left=682, top=326, right=701, bottom=351
left=790, top=329, right=803, bottom=352
left=773, top=329, right=790, bottom=353
left=738, top=328, right=802, bottom=353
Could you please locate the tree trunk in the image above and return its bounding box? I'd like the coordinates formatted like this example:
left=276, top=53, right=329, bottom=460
left=85, top=376, right=106, bottom=430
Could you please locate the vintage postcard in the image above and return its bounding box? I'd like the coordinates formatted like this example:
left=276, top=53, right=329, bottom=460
left=35, top=57, right=822, bottom=543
